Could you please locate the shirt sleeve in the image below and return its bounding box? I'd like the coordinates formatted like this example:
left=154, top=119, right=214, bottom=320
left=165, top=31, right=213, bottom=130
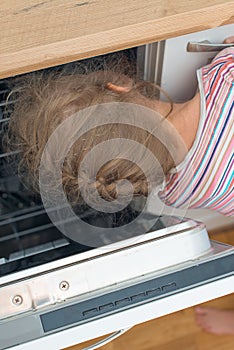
left=201, top=47, right=234, bottom=87
left=210, top=47, right=234, bottom=64
left=158, top=46, right=234, bottom=216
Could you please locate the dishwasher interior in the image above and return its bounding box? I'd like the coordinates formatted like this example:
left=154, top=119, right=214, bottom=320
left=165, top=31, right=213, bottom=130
left=0, top=47, right=202, bottom=277
left=0, top=49, right=142, bottom=276
left=0, top=47, right=233, bottom=350
left=0, top=77, right=91, bottom=275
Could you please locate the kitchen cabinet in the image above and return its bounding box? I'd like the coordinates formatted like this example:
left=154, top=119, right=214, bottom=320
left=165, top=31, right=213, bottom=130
left=0, top=1, right=233, bottom=78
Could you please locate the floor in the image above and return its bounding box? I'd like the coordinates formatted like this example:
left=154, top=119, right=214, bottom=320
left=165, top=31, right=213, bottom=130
left=65, top=226, right=234, bottom=350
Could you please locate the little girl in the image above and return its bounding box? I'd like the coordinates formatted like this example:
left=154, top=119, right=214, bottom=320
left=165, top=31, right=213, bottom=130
left=4, top=37, right=234, bottom=334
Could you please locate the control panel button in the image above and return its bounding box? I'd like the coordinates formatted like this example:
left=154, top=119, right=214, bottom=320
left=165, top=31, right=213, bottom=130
left=82, top=308, right=98, bottom=317
left=99, top=303, right=114, bottom=311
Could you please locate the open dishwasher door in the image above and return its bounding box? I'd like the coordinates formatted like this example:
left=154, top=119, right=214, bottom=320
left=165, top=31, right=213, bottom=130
left=0, top=214, right=233, bottom=350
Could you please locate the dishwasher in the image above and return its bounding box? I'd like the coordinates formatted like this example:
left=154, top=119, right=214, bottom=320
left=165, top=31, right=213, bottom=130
left=0, top=26, right=234, bottom=350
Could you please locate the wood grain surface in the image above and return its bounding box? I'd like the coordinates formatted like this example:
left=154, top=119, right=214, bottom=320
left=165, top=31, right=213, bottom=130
left=64, top=227, right=234, bottom=350
left=0, top=1, right=233, bottom=78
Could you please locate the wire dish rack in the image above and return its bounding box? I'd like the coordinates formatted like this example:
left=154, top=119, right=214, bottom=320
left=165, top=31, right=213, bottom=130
left=0, top=76, right=95, bottom=276
left=0, top=48, right=147, bottom=277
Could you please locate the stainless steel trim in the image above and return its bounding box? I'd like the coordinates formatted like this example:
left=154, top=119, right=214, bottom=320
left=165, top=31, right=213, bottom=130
left=142, top=41, right=165, bottom=85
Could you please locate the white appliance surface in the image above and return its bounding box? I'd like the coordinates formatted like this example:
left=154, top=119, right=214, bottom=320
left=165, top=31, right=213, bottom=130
left=6, top=276, right=234, bottom=350
left=0, top=220, right=211, bottom=320
left=160, top=23, right=234, bottom=102
left=0, top=219, right=233, bottom=350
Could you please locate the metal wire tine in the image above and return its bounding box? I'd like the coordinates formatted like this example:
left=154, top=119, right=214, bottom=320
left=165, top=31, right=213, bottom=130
left=0, top=89, right=9, bottom=95
left=0, top=207, right=47, bottom=227
left=0, top=117, right=10, bottom=124
left=0, top=204, right=44, bottom=221
left=0, top=150, right=20, bottom=159
left=0, top=222, right=55, bottom=243
left=0, top=100, right=16, bottom=108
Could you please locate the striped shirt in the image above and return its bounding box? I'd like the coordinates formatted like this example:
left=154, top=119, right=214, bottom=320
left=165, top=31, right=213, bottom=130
left=160, top=47, right=234, bottom=216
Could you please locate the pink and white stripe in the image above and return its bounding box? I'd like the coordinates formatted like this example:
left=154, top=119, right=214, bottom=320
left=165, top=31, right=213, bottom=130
left=160, top=48, right=234, bottom=216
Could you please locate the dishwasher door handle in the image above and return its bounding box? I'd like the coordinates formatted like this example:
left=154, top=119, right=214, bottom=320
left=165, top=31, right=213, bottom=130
left=187, top=40, right=233, bottom=52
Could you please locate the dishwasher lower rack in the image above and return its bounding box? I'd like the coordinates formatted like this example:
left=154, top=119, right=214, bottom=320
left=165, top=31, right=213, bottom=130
left=0, top=48, right=147, bottom=274
left=0, top=217, right=234, bottom=350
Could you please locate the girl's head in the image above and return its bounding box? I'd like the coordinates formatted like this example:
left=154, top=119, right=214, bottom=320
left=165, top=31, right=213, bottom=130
left=5, top=67, right=185, bottom=210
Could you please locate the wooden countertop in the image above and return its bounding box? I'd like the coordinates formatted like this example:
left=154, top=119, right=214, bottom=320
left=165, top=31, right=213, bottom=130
left=0, top=0, right=233, bottom=78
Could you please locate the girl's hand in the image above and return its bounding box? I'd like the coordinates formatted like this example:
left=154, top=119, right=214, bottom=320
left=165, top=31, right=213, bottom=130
left=223, top=36, right=234, bottom=44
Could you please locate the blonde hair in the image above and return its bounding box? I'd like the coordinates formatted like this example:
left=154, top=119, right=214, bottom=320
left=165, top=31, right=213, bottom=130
left=5, top=65, right=180, bottom=208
